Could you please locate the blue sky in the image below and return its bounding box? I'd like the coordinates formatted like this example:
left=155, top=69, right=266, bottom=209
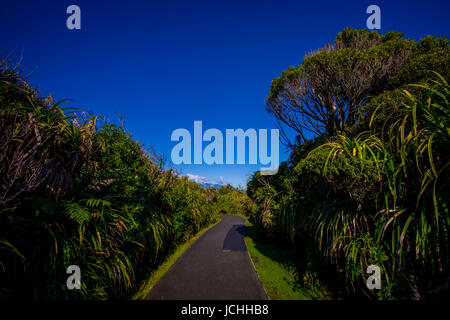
left=1, top=0, right=449, bottom=187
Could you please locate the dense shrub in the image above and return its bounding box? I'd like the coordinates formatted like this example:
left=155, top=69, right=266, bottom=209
left=0, top=59, right=249, bottom=300
left=248, top=29, right=449, bottom=299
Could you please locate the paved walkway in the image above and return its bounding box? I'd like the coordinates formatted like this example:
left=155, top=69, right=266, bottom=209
left=146, top=214, right=268, bottom=300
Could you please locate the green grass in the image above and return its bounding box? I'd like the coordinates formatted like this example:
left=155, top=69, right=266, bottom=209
left=132, top=220, right=219, bottom=300
left=243, top=219, right=333, bottom=300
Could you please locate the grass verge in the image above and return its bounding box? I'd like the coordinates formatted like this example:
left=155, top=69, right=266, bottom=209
left=243, top=218, right=334, bottom=300
left=132, top=220, right=220, bottom=300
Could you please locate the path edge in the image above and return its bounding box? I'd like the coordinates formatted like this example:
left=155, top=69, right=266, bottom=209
left=242, top=216, right=270, bottom=300
left=133, top=219, right=221, bottom=300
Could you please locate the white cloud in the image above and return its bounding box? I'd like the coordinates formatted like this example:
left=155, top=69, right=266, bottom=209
left=185, top=174, right=231, bottom=187
left=185, top=174, right=209, bottom=184
left=217, top=176, right=228, bottom=186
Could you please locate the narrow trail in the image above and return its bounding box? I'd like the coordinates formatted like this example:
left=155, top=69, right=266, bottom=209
left=146, top=214, right=268, bottom=300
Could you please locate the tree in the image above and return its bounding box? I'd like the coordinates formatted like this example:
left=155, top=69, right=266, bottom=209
left=265, top=28, right=449, bottom=148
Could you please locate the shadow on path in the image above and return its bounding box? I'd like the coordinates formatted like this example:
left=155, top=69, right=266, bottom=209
left=223, top=224, right=246, bottom=252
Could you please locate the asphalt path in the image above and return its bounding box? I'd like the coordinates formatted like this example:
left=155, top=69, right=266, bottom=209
left=146, top=214, right=268, bottom=300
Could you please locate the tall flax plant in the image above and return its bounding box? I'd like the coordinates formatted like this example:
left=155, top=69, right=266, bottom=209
left=313, top=73, right=449, bottom=298
left=0, top=64, right=99, bottom=298
left=305, top=133, right=387, bottom=296
left=369, top=72, right=449, bottom=297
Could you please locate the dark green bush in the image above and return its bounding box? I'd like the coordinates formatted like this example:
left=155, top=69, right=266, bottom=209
left=0, top=60, right=251, bottom=300
left=248, top=29, right=450, bottom=299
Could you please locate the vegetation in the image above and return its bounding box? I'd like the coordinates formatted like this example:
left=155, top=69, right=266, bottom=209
left=0, top=59, right=251, bottom=300
left=248, top=28, right=449, bottom=299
